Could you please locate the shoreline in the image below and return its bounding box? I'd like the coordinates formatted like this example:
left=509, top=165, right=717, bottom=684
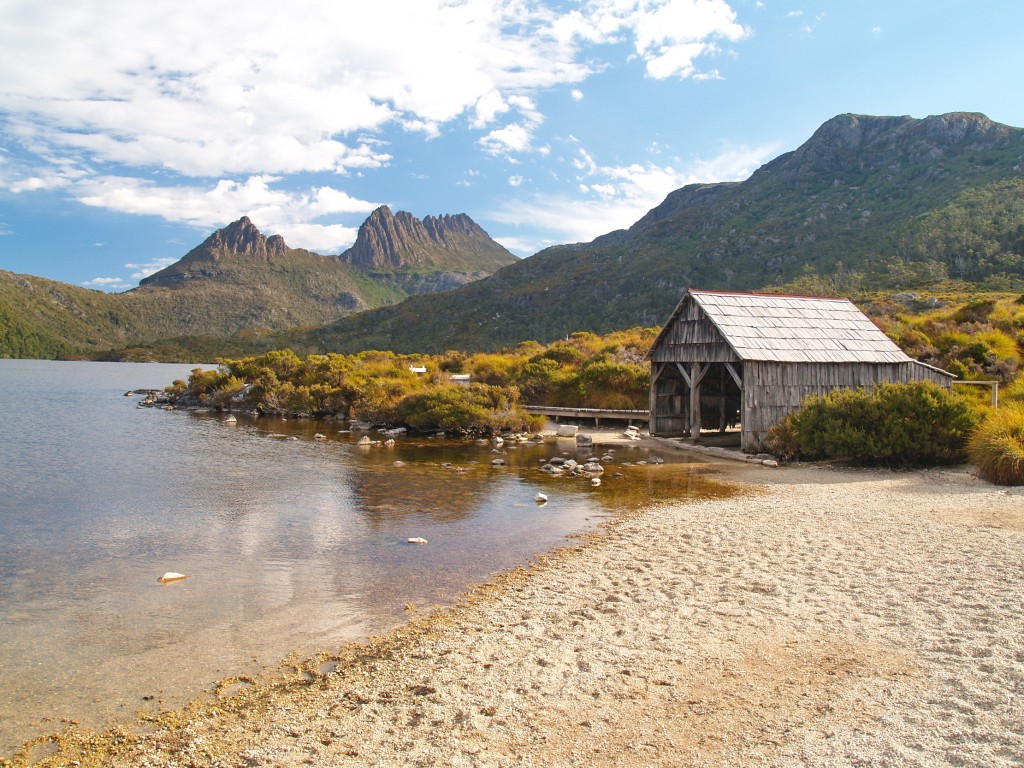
left=6, top=454, right=1024, bottom=767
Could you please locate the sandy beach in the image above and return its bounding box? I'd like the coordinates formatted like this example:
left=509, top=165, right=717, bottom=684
left=8, top=449, right=1024, bottom=768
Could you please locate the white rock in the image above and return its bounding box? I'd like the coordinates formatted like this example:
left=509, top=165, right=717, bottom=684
left=407, top=537, right=428, bottom=545
left=555, top=424, right=579, bottom=437
left=535, top=492, right=548, bottom=503
left=158, top=572, right=187, bottom=583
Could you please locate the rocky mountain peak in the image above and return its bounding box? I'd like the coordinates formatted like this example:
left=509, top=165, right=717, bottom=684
left=754, top=111, right=1015, bottom=183
left=199, top=216, right=288, bottom=260
left=340, top=206, right=513, bottom=270
left=139, top=217, right=291, bottom=288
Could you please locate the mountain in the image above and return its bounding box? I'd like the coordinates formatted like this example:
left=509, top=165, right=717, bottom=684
left=0, top=211, right=514, bottom=359
left=341, top=205, right=515, bottom=271
left=276, top=112, right=1024, bottom=354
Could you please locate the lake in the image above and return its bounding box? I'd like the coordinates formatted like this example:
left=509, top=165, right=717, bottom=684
left=0, top=359, right=716, bottom=755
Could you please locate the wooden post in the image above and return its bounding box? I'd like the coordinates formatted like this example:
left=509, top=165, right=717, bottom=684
left=690, top=361, right=702, bottom=440
left=649, top=364, right=660, bottom=436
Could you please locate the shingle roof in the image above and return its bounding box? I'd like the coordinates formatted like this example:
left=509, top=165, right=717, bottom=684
left=665, top=290, right=915, bottom=364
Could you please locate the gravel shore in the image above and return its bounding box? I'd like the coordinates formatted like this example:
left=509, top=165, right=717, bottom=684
left=10, top=459, right=1024, bottom=768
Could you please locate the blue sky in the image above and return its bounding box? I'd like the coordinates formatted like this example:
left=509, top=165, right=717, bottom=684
left=2, top=0, right=1023, bottom=291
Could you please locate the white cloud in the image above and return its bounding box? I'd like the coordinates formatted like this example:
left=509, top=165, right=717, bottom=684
left=490, top=140, right=778, bottom=250
left=0, top=0, right=753, bottom=254
left=76, top=175, right=378, bottom=252
left=493, top=235, right=541, bottom=256
left=0, top=0, right=600, bottom=178
left=126, top=258, right=177, bottom=280
left=480, top=123, right=535, bottom=156
left=1, top=0, right=747, bottom=178
left=82, top=276, right=131, bottom=290
left=693, top=68, right=724, bottom=81
left=509, top=175, right=525, bottom=187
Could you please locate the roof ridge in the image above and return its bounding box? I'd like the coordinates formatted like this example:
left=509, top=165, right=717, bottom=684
left=689, top=288, right=851, bottom=302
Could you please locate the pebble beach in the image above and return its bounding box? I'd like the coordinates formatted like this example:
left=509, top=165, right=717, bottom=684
left=8, top=453, right=1024, bottom=768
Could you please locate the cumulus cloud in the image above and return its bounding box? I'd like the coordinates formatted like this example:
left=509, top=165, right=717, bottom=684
left=489, top=139, right=778, bottom=252
left=82, top=276, right=132, bottom=290
left=0, top=0, right=597, bottom=178
left=76, top=175, right=379, bottom=252
left=126, top=258, right=177, bottom=280
left=0, top=0, right=753, bottom=256
left=1, top=0, right=747, bottom=178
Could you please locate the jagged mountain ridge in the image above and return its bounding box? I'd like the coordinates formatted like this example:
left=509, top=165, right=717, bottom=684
left=279, top=111, right=1024, bottom=355
left=340, top=206, right=516, bottom=271
left=0, top=209, right=514, bottom=359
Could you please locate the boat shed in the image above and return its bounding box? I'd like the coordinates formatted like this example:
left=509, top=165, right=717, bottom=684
left=647, top=289, right=955, bottom=452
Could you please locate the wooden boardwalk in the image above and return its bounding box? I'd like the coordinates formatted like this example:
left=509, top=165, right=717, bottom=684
left=523, top=406, right=650, bottom=427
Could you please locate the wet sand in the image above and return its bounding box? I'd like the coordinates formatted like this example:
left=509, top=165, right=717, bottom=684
left=7, top=450, right=1024, bottom=768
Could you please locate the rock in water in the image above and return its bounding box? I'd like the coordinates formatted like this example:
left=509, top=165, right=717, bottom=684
left=158, top=572, right=187, bottom=583
left=406, top=537, right=429, bottom=545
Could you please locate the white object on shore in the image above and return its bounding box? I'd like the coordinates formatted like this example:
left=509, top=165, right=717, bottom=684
left=158, top=572, right=187, bottom=583
left=407, top=537, right=429, bottom=545
left=535, top=492, right=548, bottom=504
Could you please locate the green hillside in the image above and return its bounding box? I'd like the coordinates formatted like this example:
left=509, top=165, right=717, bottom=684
left=273, top=112, right=1024, bottom=354
left=0, top=212, right=515, bottom=359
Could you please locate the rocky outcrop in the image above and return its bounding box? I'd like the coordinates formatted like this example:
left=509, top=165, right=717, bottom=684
left=339, top=206, right=515, bottom=271
left=140, top=217, right=291, bottom=287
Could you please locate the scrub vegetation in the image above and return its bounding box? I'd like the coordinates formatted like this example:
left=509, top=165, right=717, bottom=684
left=164, top=328, right=657, bottom=436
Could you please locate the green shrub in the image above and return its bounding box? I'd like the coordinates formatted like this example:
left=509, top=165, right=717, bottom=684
left=968, top=405, right=1024, bottom=485
left=397, top=383, right=531, bottom=435
left=953, top=298, right=996, bottom=324
left=764, top=382, right=978, bottom=467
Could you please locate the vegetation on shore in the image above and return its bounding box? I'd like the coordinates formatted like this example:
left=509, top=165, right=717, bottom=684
left=763, top=382, right=980, bottom=467
left=968, top=404, right=1024, bottom=484
left=160, top=293, right=1024, bottom=477
left=164, top=328, right=656, bottom=436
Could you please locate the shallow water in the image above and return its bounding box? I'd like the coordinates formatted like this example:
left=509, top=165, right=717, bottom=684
left=0, top=359, right=719, bottom=754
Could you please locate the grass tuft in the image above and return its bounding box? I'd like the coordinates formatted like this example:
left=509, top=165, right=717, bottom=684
left=968, top=405, right=1024, bottom=485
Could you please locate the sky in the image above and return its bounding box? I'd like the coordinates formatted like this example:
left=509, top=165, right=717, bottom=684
left=1, top=1, right=1023, bottom=292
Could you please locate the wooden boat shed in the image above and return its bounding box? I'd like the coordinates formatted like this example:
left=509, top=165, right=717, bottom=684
left=647, top=289, right=955, bottom=452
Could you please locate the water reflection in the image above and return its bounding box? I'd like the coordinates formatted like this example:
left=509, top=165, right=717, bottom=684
left=0, top=362, right=731, bottom=755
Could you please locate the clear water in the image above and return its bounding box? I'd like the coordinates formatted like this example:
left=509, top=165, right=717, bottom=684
left=0, top=359, right=714, bottom=754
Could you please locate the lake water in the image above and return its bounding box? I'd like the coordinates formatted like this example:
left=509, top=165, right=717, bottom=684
left=0, top=359, right=717, bottom=755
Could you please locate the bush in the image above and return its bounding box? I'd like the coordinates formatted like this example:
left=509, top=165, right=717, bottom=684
left=968, top=405, right=1024, bottom=485
left=397, top=383, right=533, bottom=435
left=764, top=382, right=978, bottom=467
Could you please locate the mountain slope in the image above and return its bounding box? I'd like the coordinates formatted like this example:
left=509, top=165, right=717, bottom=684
left=0, top=211, right=514, bottom=358
left=283, top=112, right=1024, bottom=354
